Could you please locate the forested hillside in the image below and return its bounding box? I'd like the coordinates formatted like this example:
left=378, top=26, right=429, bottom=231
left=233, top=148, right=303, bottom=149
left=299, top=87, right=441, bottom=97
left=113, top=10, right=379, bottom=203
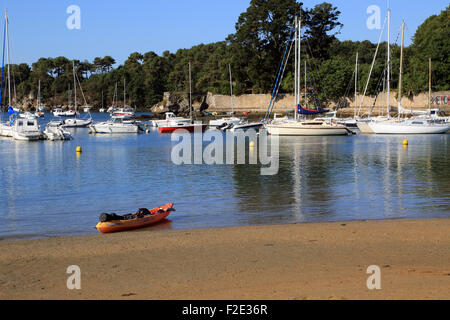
left=2, top=1, right=448, bottom=110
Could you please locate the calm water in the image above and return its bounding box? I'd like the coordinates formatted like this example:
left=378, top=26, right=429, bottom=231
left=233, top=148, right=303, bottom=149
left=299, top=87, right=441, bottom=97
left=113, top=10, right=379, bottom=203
left=0, top=113, right=449, bottom=240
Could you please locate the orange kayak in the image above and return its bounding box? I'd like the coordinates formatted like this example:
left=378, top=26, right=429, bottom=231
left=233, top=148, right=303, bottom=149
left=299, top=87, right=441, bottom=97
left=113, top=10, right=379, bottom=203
left=96, top=203, right=174, bottom=234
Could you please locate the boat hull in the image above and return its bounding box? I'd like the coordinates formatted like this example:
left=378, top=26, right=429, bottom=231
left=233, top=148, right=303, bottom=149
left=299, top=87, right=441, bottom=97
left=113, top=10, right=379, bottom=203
left=158, top=124, right=207, bottom=134
left=368, top=121, right=450, bottom=134
left=356, top=121, right=375, bottom=134
left=96, top=203, right=173, bottom=233
left=209, top=118, right=241, bottom=128
left=13, top=131, right=42, bottom=141
left=61, top=118, right=92, bottom=128
left=229, top=122, right=263, bottom=132
left=90, top=123, right=139, bottom=134
left=266, top=123, right=349, bottom=136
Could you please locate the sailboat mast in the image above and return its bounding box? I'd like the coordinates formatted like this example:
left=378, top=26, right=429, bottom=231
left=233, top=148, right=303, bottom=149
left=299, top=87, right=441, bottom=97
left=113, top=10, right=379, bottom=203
left=304, top=60, right=307, bottom=108
left=386, top=9, right=391, bottom=119
left=114, top=82, right=117, bottom=107
left=354, top=52, right=358, bottom=118
left=428, top=58, right=432, bottom=114
left=189, top=62, right=192, bottom=122
left=123, top=78, right=126, bottom=107
left=73, top=61, right=77, bottom=111
left=398, top=21, right=405, bottom=118
left=5, top=10, right=11, bottom=107
left=297, top=16, right=301, bottom=118
left=294, top=16, right=298, bottom=118
left=229, top=63, right=234, bottom=114
left=38, top=79, right=41, bottom=108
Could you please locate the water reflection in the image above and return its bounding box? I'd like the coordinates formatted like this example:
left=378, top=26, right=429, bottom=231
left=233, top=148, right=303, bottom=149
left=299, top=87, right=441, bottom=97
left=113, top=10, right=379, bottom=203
left=0, top=113, right=449, bottom=240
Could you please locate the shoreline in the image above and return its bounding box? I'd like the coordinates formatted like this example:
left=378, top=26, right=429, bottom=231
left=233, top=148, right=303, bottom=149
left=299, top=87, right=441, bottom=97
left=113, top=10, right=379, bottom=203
left=0, top=217, right=448, bottom=300
left=1, top=215, right=447, bottom=243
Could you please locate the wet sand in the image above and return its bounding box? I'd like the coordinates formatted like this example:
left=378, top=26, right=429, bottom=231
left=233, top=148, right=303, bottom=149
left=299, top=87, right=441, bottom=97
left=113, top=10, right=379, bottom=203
left=0, top=218, right=449, bottom=300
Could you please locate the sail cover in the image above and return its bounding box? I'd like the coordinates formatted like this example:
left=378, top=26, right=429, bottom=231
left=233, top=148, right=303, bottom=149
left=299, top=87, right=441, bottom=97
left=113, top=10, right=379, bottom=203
left=297, top=105, right=329, bottom=115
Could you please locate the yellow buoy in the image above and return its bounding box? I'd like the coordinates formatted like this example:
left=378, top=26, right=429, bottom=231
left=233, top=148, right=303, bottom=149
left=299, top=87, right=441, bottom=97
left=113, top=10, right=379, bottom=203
left=146, top=129, right=150, bottom=134
left=249, top=141, right=255, bottom=148
left=402, top=139, right=408, bottom=146
left=76, top=146, right=82, bottom=153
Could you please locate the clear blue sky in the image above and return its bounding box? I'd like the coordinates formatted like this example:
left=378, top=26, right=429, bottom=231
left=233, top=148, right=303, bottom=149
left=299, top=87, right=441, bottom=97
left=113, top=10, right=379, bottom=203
left=2, top=0, right=448, bottom=67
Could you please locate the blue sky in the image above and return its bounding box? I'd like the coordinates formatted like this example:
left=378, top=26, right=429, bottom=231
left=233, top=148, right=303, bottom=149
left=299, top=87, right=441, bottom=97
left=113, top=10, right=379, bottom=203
left=2, top=0, right=448, bottom=67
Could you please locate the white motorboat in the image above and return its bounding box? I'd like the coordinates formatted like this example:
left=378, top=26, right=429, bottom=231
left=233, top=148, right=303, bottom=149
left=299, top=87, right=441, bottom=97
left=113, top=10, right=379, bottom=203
left=12, top=117, right=43, bottom=141
left=61, top=117, right=92, bottom=128
left=153, top=112, right=191, bottom=127
left=89, top=116, right=140, bottom=134
left=83, top=105, right=92, bottom=113
left=53, top=107, right=77, bottom=117
left=44, top=120, right=73, bottom=141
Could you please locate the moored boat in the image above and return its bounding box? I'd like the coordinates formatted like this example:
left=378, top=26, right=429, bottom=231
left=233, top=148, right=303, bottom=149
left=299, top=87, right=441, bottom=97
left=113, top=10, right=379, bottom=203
left=266, top=120, right=351, bottom=136
left=89, top=116, right=140, bottom=134
left=158, top=120, right=207, bottom=133
left=44, top=120, right=73, bottom=140
left=96, top=203, right=174, bottom=233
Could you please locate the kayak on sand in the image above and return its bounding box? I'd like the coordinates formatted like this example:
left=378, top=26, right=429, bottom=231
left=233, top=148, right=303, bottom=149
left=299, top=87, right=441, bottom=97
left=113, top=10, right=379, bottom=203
left=96, top=203, right=174, bottom=233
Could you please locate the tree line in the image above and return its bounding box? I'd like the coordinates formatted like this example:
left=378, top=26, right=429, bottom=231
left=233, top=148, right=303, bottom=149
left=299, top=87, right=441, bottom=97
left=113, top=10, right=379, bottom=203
left=1, top=1, right=448, bottom=110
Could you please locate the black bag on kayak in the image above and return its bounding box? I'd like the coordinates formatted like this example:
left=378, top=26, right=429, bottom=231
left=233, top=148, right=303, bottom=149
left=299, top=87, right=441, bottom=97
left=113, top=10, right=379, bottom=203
left=99, top=213, right=124, bottom=222
left=137, top=208, right=151, bottom=216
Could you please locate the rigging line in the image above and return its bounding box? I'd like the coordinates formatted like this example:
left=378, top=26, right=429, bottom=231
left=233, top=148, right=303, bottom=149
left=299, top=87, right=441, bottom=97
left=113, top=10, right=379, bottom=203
left=265, top=25, right=294, bottom=120
left=264, top=24, right=295, bottom=121
left=74, top=68, right=88, bottom=106
left=267, top=34, right=294, bottom=118
left=306, top=68, right=320, bottom=109
left=337, top=68, right=355, bottom=109
left=0, top=18, right=5, bottom=114
left=357, top=12, right=388, bottom=117
left=302, top=55, right=323, bottom=108
left=368, top=66, right=387, bottom=116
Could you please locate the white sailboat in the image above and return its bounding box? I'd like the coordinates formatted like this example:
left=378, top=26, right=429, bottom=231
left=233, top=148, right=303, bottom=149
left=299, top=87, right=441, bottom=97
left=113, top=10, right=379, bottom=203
left=61, top=61, right=92, bottom=127
left=209, top=64, right=242, bottom=128
left=34, top=79, right=45, bottom=117
left=356, top=10, right=391, bottom=134
left=368, top=21, right=450, bottom=134
left=0, top=11, right=43, bottom=140
left=111, top=79, right=135, bottom=117
left=265, top=16, right=349, bottom=136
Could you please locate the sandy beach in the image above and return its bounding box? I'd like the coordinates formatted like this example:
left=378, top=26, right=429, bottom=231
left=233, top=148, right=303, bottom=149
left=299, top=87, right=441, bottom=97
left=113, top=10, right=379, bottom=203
left=0, top=218, right=449, bottom=300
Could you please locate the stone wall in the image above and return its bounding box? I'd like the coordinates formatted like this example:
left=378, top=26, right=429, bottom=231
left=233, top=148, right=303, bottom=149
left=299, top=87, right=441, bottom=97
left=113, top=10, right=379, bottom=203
left=153, top=90, right=450, bottom=115
left=205, top=91, right=450, bottom=114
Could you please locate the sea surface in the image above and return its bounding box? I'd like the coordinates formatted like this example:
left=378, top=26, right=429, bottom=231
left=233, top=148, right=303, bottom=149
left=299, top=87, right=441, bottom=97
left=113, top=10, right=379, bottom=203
left=0, top=112, right=449, bottom=240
